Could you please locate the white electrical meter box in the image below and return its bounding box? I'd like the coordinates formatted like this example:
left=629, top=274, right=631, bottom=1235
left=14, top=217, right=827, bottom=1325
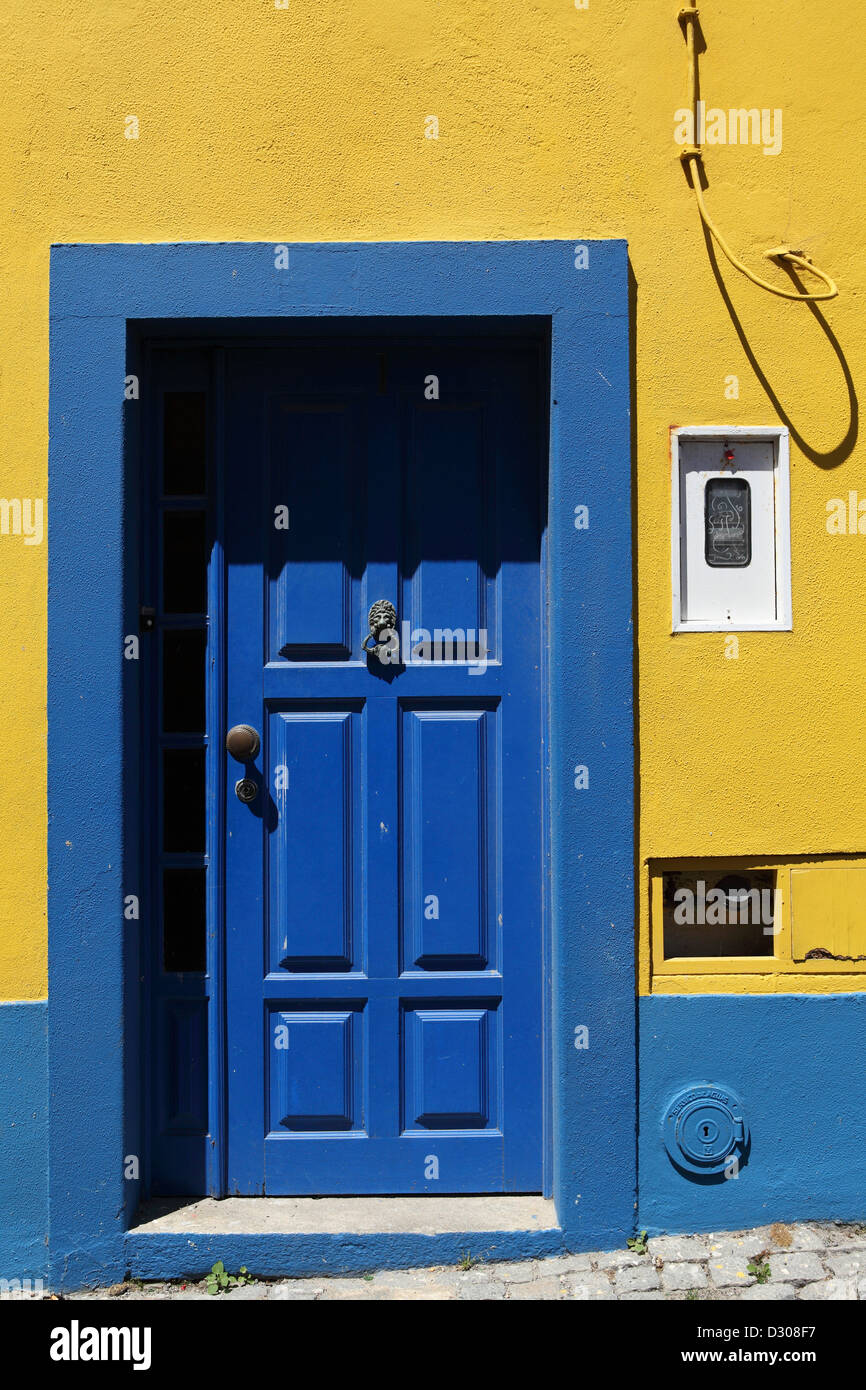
left=672, top=427, right=791, bottom=632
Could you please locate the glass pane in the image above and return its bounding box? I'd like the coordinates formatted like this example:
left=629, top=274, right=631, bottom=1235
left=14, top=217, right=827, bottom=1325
left=163, top=391, right=207, bottom=496
left=163, top=510, right=207, bottom=614
left=163, top=748, right=206, bottom=852
left=163, top=868, right=207, bottom=972
left=705, top=476, right=751, bottom=568
left=163, top=628, right=207, bottom=734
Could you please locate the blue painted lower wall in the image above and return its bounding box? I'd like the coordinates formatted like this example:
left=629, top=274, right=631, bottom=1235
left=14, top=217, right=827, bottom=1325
left=0, top=1002, right=48, bottom=1281
left=5, top=993, right=866, bottom=1286
left=639, top=994, right=866, bottom=1234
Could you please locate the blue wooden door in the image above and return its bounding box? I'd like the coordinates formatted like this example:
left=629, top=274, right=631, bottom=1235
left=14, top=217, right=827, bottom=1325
left=225, top=336, right=545, bottom=1193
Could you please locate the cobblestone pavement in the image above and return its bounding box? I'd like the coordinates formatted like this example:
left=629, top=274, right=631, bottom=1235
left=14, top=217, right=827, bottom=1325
left=61, top=1221, right=866, bottom=1300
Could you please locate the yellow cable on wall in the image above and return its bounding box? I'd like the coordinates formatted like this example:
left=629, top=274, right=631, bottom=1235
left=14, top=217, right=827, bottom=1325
left=678, top=2, right=838, bottom=302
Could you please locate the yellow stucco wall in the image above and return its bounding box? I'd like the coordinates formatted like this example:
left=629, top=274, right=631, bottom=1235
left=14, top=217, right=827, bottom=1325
left=1, top=0, right=863, bottom=999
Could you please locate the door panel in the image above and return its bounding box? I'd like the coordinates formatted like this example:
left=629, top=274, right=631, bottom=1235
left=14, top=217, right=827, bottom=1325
left=402, top=405, right=496, bottom=645
left=225, top=338, right=545, bottom=1194
left=267, top=404, right=363, bottom=661
left=401, top=706, right=495, bottom=971
left=403, top=1005, right=498, bottom=1131
left=268, top=706, right=362, bottom=972
left=268, top=1005, right=364, bottom=1133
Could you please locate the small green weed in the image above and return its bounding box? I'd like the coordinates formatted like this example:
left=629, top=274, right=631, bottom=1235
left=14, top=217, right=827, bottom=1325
left=747, top=1254, right=771, bottom=1285
left=205, top=1260, right=253, bottom=1296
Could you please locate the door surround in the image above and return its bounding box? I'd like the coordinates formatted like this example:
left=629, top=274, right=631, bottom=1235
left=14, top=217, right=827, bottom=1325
left=47, top=240, right=634, bottom=1288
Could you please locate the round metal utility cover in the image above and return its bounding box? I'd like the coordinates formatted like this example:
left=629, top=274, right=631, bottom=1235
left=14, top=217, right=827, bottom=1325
left=662, top=1084, right=749, bottom=1176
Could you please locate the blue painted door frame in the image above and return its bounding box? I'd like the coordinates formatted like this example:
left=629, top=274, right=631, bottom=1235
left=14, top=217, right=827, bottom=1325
left=47, top=241, right=634, bottom=1288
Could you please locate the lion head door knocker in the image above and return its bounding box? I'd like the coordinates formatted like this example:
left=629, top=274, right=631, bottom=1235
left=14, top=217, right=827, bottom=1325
left=363, top=599, right=398, bottom=663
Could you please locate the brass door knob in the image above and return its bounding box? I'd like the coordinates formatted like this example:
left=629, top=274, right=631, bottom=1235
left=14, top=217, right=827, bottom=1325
left=226, top=724, right=261, bottom=761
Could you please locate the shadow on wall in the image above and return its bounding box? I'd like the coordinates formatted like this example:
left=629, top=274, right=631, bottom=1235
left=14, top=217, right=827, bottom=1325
left=700, top=218, right=859, bottom=470
left=678, top=6, right=857, bottom=468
